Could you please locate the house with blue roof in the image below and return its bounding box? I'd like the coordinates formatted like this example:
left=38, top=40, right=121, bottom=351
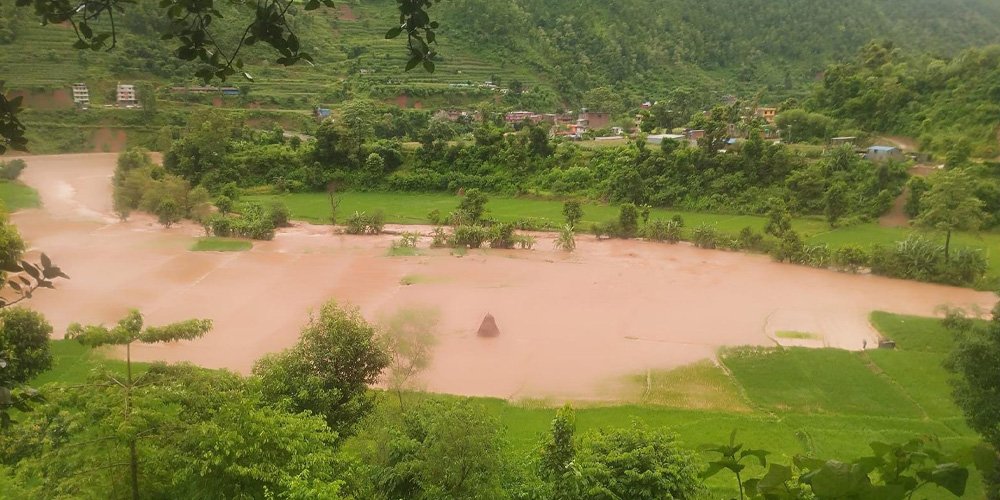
left=864, top=145, right=904, bottom=163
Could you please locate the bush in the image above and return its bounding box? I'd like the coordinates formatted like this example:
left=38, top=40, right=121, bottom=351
left=692, top=223, right=719, bottom=249
left=430, top=227, right=449, bottom=248
left=209, top=214, right=233, bottom=237
left=555, top=225, right=576, bottom=252
left=427, top=209, right=442, bottom=225
left=457, top=188, right=489, bottom=222
left=671, top=214, right=685, bottom=227
left=770, top=230, right=805, bottom=263
left=232, top=202, right=277, bottom=240
left=802, top=244, right=832, bottom=268
left=269, top=201, right=290, bottom=227
left=393, top=232, right=420, bottom=249
left=618, top=203, right=639, bottom=238
left=488, top=223, right=516, bottom=249
left=736, top=227, right=764, bottom=251
left=562, top=200, right=583, bottom=228
left=215, top=195, right=234, bottom=215
left=647, top=219, right=682, bottom=243
left=450, top=225, right=487, bottom=248
left=156, top=199, right=182, bottom=228
left=594, top=220, right=624, bottom=239
left=513, top=234, right=536, bottom=249
left=833, top=245, right=869, bottom=273
left=0, top=159, right=26, bottom=180
left=345, top=211, right=385, bottom=235
left=868, top=236, right=987, bottom=286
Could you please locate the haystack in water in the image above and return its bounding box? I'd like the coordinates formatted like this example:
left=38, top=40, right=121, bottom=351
left=477, top=313, right=500, bottom=338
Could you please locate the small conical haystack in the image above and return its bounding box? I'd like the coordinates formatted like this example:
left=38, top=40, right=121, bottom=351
left=477, top=313, right=500, bottom=338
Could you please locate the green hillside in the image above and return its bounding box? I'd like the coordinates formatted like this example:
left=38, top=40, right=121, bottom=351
left=3, top=0, right=1000, bottom=105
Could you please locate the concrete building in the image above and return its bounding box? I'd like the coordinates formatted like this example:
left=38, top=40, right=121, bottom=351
left=755, top=107, right=777, bottom=124
left=71, top=83, right=90, bottom=107
left=116, top=84, right=137, bottom=106
left=577, top=109, right=611, bottom=133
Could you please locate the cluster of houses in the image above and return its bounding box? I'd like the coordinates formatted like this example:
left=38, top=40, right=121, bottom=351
left=70, top=83, right=139, bottom=109
left=500, top=109, right=612, bottom=138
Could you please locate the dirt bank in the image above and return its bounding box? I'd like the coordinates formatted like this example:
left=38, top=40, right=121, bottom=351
left=10, top=154, right=996, bottom=400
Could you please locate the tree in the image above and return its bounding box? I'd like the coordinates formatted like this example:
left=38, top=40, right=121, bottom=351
left=371, top=400, right=509, bottom=499
left=363, top=152, right=385, bottom=187
left=562, top=200, right=583, bottom=228
left=915, top=169, right=984, bottom=260
left=0, top=307, right=52, bottom=429
left=764, top=198, right=793, bottom=237
left=575, top=423, right=703, bottom=499
left=0, top=208, right=25, bottom=271
left=65, top=310, right=213, bottom=500
left=945, top=308, right=1000, bottom=498
left=155, top=199, right=181, bottom=228
left=539, top=405, right=580, bottom=499
left=458, top=188, right=489, bottom=223
left=214, top=194, right=233, bottom=215
left=619, top=203, right=639, bottom=238
left=137, top=82, right=157, bottom=116
left=824, top=181, right=849, bottom=227
left=7, top=363, right=348, bottom=499
left=381, top=307, right=438, bottom=409
left=253, top=300, right=389, bottom=437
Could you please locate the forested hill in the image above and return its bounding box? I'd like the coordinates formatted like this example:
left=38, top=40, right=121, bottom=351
left=2, top=0, right=1000, bottom=106
left=436, top=0, right=1000, bottom=97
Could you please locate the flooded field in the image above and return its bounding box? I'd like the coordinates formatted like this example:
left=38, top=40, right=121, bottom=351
left=11, top=153, right=996, bottom=400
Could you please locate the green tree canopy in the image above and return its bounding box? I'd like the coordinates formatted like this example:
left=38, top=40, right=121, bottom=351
left=253, top=300, right=389, bottom=437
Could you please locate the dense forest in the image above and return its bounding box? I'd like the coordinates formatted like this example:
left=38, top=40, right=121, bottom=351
left=806, top=41, right=1000, bottom=156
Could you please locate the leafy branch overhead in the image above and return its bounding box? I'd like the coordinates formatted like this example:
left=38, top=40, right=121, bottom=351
left=67, top=310, right=212, bottom=347
left=1, top=253, right=70, bottom=309
left=12, top=0, right=439, bottom=82
left=0, top=92, right=27, bottom=155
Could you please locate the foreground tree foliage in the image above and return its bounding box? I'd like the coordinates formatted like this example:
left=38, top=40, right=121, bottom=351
left=63, top=310, right=212, bottom=500
left=0, top=307, right=51, bottom=428
left=945, top=306, right=1000, bottom=498
left=254, top=300, right=390, bottom=438
left=369, top=400, right=510, bottom=499
left=2, top=363, right=348, bottom=499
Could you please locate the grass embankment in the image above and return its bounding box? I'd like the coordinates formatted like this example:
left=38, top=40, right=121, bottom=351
left=0, top=181, right=40, bottom=211
left=250, top=190, right=1000, bottom=279
left=35, top=312, right=984, bottom=498
left=189, top=237, right=253, bottom=252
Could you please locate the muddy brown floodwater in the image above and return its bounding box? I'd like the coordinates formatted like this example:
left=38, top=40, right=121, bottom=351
left=11, top=153, right=997, bottom=401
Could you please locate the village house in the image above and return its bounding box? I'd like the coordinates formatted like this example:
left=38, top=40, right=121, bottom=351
left=865, top=145, right=905, bottom=163
left=314, top=107, right=332, bottom=121
left=116, top=84, right=137, bottom=106
left=577, top=109, right=611, bottom=133
left=646, top=133, right=685, bottom=145
left=754, top=107, right=777, bottom=124
left=71, top=83, right=90, bottom=107
left=504, top=111, right=535, bottom=123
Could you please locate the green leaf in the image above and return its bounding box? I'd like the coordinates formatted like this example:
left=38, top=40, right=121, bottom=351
left=927, top=463, right=968, bottom=496
left=385, top=26, right=403, bottom=39
left=405, top=55, right=421, bottom=71
left=757, top=463, right=793, bottom=491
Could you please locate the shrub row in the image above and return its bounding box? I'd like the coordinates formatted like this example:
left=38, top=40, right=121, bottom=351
left=208, top=201, right=288, bottom=241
